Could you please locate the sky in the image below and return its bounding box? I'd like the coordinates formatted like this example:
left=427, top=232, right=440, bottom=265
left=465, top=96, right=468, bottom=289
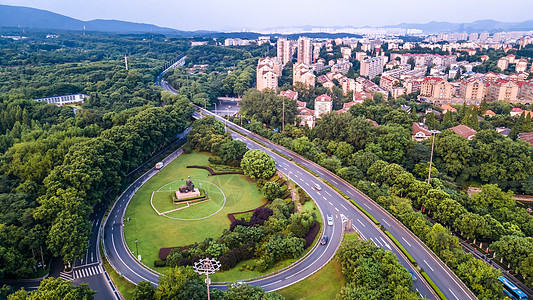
left=1, top=0, right=533, bottom=31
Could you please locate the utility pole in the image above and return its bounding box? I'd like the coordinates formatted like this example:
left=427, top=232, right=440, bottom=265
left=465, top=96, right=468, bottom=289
left=124, top=55, right=128, bottom=70
left=282, top=95, right=285, bottom=132
left=427, top=131, right=436, bottom=184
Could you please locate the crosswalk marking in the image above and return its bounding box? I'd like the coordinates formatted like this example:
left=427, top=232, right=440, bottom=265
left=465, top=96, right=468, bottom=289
left=61, top=265, right=103, bottom=281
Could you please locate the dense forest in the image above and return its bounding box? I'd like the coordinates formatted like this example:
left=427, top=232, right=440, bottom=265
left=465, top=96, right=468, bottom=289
left=0, top=30, right=194, bottom=280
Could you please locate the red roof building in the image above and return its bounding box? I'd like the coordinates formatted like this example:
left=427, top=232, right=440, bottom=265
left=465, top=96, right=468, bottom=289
left=412, top=123, right=432, bottom=142
left=449, top=125, right=477, bottom=140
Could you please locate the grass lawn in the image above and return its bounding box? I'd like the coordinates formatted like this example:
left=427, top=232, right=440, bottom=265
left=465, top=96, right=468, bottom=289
left=277, top=257, right=345, bottom=300
left=123, top=151, right=265, bottom=272
left=277, top=233, right=358, bottom=299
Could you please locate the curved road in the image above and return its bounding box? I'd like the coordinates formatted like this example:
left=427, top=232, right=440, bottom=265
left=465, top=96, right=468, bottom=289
left=102, top=115, right=437, bottom=297
left=101, top=67, right=476, bottom=300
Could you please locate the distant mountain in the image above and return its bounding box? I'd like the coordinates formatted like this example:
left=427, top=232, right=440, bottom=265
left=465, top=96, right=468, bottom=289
left=386, top=19, right=533, bottom=33
left=0, top=4, right=197, bottom=35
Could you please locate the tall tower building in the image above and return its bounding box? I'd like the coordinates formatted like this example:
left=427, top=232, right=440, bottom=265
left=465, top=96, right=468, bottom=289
left=277, top=38, right=293, bottom=65
left=297, top=37, right=313, bottom=65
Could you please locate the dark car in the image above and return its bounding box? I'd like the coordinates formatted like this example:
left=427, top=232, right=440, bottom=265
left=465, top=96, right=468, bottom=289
left=320, top=235, right=328, bottom=245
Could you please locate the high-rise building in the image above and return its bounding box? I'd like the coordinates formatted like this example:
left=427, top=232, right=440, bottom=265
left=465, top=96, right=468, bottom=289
left=256, top=57, right=281, bottom=91
left=297, top=37, right=313, bottom=65
left=459, top=78, right=486, bottom=103
left=497, top=58, right=509, bottom=71
left=277, top=38, right=293, bottom=65
left=420, top=77, right=453, bottom=99
left=314, top=94, right=332, bottom=118
left=360, top=57, right=384, bottom=79
left=488, top=79, right=519, bottom=102
left=519, top=79, right=533, bottom=101
left=293, top=63, right=316, bottom=88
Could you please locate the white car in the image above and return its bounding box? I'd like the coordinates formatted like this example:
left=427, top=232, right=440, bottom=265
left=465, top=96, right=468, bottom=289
left=314, top=183, right=322, bottom=191
left=327, top=215, right=334, bottom=226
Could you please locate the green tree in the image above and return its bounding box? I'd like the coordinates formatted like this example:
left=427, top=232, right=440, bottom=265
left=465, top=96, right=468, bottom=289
left=8, top=277, right=94, bottom=300
left=132, top=281, right=156, bottom=300
left=263, top=182, right=282, bottom=201
left=241, top=150, right=276, bottom=180
left=156, top=267, right=206, bottom=300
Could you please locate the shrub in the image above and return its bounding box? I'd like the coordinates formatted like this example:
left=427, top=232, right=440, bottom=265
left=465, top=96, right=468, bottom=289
left=154, top=260, right=166, bottom=267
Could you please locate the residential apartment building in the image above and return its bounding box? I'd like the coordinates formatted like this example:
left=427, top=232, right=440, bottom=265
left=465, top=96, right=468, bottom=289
left=420, top=77, right=453, bottom=99
left=487, top=79, right=519, bottom=102
left=519, top=79, right=533, bottom=101
left=379, top=75, right=399, bottom=91
left=256, top=57, right=281, bottom=91
left=459, top=78, right=486, bottom=104
left=293, top=63, right=316, bottom=88
left=331, top=61, right=352, bottom=74
left=497, top=57, right=509, bottom=71
left=516, top=59, right=528, bottom=72
left=297, top=37, right=313, bottom=65
left=277, top=38, right=293, bottom=65
left=360, top=57, right=384, bottom=79
left=314, top=94, right=333, bottom=118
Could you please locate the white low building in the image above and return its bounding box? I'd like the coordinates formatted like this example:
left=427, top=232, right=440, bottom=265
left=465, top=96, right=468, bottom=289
left=35, top=94, right=90, bottom=106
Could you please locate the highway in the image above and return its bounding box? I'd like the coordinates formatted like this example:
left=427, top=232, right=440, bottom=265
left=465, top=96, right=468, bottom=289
left=197, top=107, right=476, bottom=300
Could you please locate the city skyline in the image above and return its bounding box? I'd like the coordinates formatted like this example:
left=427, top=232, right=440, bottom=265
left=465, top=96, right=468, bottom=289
left=1, top=0, right=533, bottom=32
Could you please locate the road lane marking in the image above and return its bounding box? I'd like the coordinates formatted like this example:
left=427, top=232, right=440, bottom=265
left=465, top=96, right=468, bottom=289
left=330, top=179, right=338, bottom=184
left=334, top=207, right=339, bottom=212
left=448, top=289, right=459, bottom=300
left=363, top=203, right=372, bottom=210
left=382, top=219, right=391, bottom=226
left=370, top=238, right=379, bottom=247
left=262, top=280, right=282, bottom=287
left=402, top=237, right=412, bottom=247
left=357, top=219, right=366, bottom=227
left=374, top=237, right=383, bottom=247
left=296, top=171, right=303, bottom=175
left=328, top=201, right=333, bottom=205
left=347, top=191, right=355, bottom=197
left=379, top=237, right=391, bottom=250
left=317, top=191, right=321, bottom=196
left=340, top=204, right=347, bottom=210
left=324, top=191, right=331, bottom=196
left=323, top=197, right=328, bottom=201
left=423, top=260, right=434, bottom=272
left=305, top=182, right=309, bottom=186
left=111, top=233, right=153, bottom=284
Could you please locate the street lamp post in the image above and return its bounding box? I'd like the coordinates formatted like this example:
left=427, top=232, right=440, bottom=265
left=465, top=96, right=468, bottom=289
left=135, top=239, right=138, bottom=259
left=193, top=258, right=221, bottom=300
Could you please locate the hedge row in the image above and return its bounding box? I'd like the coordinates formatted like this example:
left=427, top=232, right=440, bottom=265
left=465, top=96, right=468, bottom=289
left=173, top=195, right=208, bottom=203
left=304, top=221, right=320, bottom=248
left=349, top=200, right=380, bottom=226
left=323, top=180, right=350, bottom=200
left=272, top=149, right=293, bottom=162
left=230, top=128, right=266, bottom=147
left=227, top=203, right=269, bottom=223
left=295, top=162, right=319, bottom=177
left=159, top=244, right=194, bottom=260
left=383, top=230, right=417, bottom=266
left=186, top=165, right=243, bottom=175
left=420, top=271, right=447, bottom=300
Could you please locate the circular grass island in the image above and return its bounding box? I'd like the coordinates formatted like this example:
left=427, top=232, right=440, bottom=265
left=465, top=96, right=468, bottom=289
left=123, top=151, right=266, bottom=272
